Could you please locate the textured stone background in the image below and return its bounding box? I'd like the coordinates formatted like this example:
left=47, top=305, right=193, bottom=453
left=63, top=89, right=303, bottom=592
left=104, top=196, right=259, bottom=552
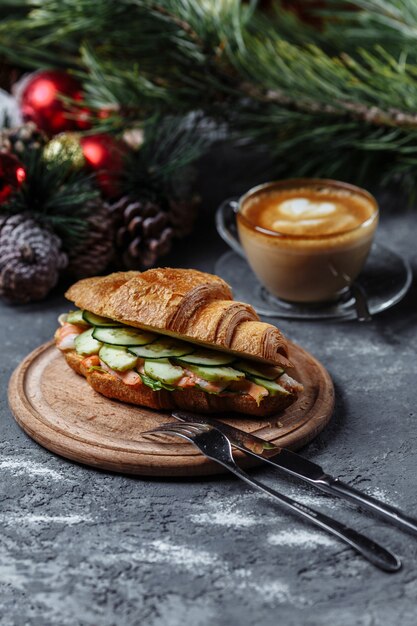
left=1, top=163, right=417, bottom=625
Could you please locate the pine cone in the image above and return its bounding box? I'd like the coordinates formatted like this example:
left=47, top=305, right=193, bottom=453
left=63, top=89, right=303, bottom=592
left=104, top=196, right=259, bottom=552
left=66, top=200, right=115, bottom=279
left=0, top=122, right=47, bottom=158
left=0, top=214, right=67, bottom=304
left=108, top=196, right=174, bottom=270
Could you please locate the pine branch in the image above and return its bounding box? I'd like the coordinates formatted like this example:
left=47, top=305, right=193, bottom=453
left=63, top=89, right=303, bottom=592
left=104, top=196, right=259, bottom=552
left=3, top=1, right=417, bottom=192
left=233, top=41, right=417, bottom=128
left=76, top=2, right=417, bottom=133
left=2, top=148, right=99, bottom=245
left=122, top=114, right=209, bottom=199
left=321, top=1, right=417, bottom=54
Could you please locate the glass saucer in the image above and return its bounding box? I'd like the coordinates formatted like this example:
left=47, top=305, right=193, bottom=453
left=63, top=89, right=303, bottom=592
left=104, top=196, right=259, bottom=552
left=214, top=243, right=412, bottom=321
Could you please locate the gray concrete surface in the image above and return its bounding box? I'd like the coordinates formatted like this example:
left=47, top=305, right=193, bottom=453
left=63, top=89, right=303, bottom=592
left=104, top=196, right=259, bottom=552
left=1, top=180, right=417, bottom=625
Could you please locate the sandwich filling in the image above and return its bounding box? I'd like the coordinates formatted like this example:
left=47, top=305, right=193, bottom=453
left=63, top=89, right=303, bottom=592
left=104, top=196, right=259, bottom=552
left=55, top=309, right=302, bottom=405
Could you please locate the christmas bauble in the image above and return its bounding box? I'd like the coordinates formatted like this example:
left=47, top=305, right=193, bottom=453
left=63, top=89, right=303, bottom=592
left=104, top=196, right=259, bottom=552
left=18, top=70, right=90, bottom=136
left=43, top=132, right=85, bottom=169
left=0, top=153, right=26, bottom=203
left=80, top=134, right=127, bottom=198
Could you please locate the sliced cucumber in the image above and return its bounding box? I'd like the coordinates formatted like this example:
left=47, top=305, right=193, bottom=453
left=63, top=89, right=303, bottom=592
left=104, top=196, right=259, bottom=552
left=184, top=364, right=244, bottom=383
left=99, top=345, right=138, bottom=371
left=93, top=326, right=157, bottom=347
left=67, top=309, right=89, bottom=326
left=234, top=360, right=284, bottom=380
left=144, top=358, right=184, bottom=385
left=82, top=311, right=122, bottom=327
left=249, top=376, right=290, bottom=396
left=74, top=328, right=102, bottom=356
left=139, top=372, right=177, bottom=392
left=176, top=348, right=235, bottom=366
left=129, top=337, right=194, bottom=359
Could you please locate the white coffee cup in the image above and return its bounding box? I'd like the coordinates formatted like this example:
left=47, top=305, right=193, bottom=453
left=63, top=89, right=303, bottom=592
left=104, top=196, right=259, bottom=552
left=216, top=179, right=379, bottom=303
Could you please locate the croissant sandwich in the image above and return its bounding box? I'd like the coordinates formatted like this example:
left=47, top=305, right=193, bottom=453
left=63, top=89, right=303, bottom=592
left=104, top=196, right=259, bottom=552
left=55, top=268, right=303, bottom=416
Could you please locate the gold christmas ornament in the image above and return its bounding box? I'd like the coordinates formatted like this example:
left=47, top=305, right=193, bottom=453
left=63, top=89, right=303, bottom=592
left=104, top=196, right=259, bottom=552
left=43, top=132, right=85, bottom=169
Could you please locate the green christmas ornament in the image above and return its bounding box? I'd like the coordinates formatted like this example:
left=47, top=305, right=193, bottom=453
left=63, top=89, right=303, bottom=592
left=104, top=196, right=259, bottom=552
left=43, top=132, right=85, bottom=169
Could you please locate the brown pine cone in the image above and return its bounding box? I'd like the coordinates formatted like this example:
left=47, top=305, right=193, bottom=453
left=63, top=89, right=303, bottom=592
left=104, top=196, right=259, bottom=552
left=0, top=122, right=47, bottom=158
left=108, top=196, right=174, bottom=270
left=0, top=214, right=67, bottom=303
left=66, top=200, right=115, bottom=279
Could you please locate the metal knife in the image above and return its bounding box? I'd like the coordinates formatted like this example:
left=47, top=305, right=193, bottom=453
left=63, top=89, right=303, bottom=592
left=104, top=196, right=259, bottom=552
left=172, top=410, right=417, bottom=535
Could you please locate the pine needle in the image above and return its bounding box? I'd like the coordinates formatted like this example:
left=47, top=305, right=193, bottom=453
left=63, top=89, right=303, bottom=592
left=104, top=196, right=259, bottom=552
left=1, top=148, right=99, bottom=246
left=3, top=1, right=417, bottom=191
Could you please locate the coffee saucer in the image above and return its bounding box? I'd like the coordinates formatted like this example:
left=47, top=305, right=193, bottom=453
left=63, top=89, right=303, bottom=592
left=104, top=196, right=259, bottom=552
left=214, top=243, right=412, bottom=321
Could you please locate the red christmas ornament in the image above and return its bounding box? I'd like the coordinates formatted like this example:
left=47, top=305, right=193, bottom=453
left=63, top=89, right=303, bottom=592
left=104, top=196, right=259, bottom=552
left=0, top=154, right=26, bottom=203
left=80, top=134, right=127, bottom=198
left=18, top=70, right=91, bottom=136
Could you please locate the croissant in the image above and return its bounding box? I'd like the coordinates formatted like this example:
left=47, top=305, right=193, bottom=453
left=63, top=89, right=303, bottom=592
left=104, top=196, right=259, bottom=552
left=65, top=268, right=290, bottom=366
left=57, top=268, right=302, bottom=416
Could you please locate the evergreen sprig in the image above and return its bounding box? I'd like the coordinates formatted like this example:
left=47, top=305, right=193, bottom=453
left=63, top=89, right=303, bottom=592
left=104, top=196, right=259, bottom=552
left=122, top=114, right=209, bottom=200
left=2, top=148, right=99, bottom=246
left=3, top=1, right=417, bottom=191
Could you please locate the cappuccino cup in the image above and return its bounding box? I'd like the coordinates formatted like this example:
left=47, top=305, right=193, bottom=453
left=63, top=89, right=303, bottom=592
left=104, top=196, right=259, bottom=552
left=216, top=179, right=379, bottom=304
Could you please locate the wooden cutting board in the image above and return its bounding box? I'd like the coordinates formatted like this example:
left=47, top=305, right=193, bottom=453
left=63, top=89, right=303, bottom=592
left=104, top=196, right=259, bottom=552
left=8, top=340, right=334, bottom=477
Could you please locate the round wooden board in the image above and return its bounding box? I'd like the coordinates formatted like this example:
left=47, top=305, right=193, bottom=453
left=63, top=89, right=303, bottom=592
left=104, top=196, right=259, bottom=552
left=8, top=341, right=334, bottom=477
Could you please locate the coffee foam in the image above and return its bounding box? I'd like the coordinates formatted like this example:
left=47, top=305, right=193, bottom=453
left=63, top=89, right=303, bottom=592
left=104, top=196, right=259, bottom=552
left=242, top=187, right=375, bottom=238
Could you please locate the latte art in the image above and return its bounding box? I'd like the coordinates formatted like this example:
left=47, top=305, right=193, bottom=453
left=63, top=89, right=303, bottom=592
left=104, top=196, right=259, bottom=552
left=279, top=198, right=337, bottom=217
left=271, top=198, right=358, bottom=236
left=243, top=188, right=372, bottom=238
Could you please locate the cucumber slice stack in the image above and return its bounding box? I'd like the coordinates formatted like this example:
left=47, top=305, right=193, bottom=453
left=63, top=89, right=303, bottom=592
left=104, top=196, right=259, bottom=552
left=234, top=360, right=284, bottom=380
left=67, top=309, right=89, bottom=326
left=93, top=326, right=157, bottom=347
left=65, top=307, right=289, bottom=398
left=82, top=311, right=122, bottom=327
left=74, top=328, right=102, bottom=356
left=176, top=348, right=235, bottom=366
left=99, top=345, right=138, bottom=371
left=144, top=359, right=184, bottom=385
left=184, top=363, right=244, bottom=383
left=129, top=337, right=194, bottom=359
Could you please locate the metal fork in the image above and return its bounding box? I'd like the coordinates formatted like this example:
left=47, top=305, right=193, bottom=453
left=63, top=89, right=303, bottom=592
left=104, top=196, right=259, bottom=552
left=143, top=422, right=401, bottom=573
